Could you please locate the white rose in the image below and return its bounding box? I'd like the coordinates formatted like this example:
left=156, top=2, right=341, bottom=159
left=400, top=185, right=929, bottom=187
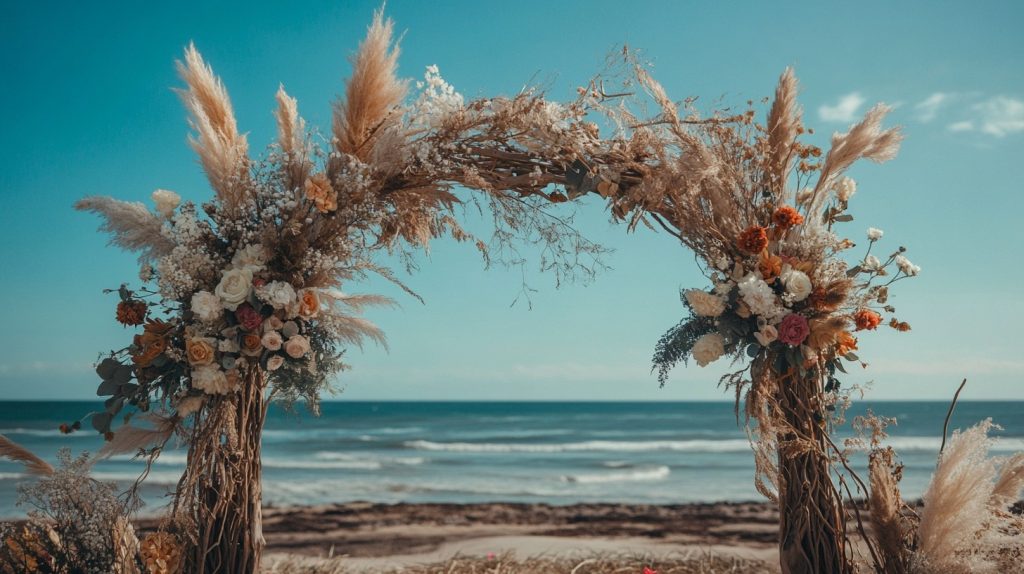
left=191, top=365, right=235, bottom=395
left=738, top=273, right=785, bottom=322
left=261, top=331, right=283, bottom=351
left=692, top=333, right=725, bottom=367
left=218, top=338, right=240, bottom=353
left=754, top=325, right=778, bottom=347
left=284, top=335, right=311, bottom=359
left=231, top=244, right=267, bottom=273
left=256, top=281, right=296, bottom=310
left=215, top=268, right=252, bottom=311
left=781, top=267, right=813, bottom=302
left=151, top=189, right=180, bottom=218
left=267, top=355, right=285, bottom=371
left=834, top=177, right=856, bottom=202
left=867, top=227, right=884, bottom=241
left=191, top=290, right=223, bottom=322
left=684, top=290, right=726, bottom=318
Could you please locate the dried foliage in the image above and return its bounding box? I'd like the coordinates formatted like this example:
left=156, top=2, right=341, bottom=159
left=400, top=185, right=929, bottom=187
left=74, top=196, right=175, bottom=263
left=0, top=434, right=54, bottom=477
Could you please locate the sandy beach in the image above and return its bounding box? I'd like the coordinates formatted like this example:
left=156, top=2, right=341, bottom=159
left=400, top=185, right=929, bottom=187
left=243, top=502, right=779, bottom=571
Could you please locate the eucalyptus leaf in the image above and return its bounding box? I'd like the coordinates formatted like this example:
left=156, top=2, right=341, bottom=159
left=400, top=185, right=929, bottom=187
left=96, top=379, right=120, bottom=396
left=844, top=352, right=860, bottom=361
left=833, top=214, right=854, bottom=222
left=112, top=364, right=134, bottom=385
left=834, top=359, right=848, bottom=374
left=96, top=358, right=120, bottom=380
left=846, top=266, right=862, bottom=278
left=91, top=412, right=112, bottom=433
left=746, top=343, right=760, bottom=358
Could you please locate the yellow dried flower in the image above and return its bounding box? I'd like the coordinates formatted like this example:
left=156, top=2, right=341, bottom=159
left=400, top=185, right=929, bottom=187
left=140, top=532, right=181, bottom=574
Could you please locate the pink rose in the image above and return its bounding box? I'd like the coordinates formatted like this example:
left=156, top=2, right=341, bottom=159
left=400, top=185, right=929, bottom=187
left=284, top=335, right=310, bottom=359
left=235, top=303, right=262, bottom=331
left=261, top=331, right=283, bottom=351
left=777, top=314, right=810, bottom=346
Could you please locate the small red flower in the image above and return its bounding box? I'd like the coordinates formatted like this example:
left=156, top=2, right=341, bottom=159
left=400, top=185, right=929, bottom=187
left=235, top=303, right=263, bottom=331
left=737, top=226, right=769, bottom=254
left=853, top=309, right=882, bottom=331
left=643, top=568, right=658, bottom=574
left=772, top=205, right=804, bottom=229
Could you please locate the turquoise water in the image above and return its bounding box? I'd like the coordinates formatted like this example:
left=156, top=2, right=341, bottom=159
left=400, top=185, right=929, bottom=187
left=1, top=401, right=1021, bottom=517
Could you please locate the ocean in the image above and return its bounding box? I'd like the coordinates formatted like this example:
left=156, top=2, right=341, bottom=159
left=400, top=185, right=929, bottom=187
left=1, top=400, right=1022, bottom=518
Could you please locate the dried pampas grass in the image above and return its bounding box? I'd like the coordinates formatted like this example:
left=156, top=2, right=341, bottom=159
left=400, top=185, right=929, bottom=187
left=95, top=412, right=177, bottom=460
left=0, top=434, right=53, bottom=477
left=912, top=419, right=1024, bottom=573
left=765, top=67, right=801, bottom=198
left=176, top=43, right=250, bottom=211
left=74, top=196, right=175, bottom=262
left=275, top=85, right=312, bottom=188
left=869, top=448, right=910, bottom=573
left=333, top=8, right=408, bottom=163
left=991, top=452, right=1024, bottom=506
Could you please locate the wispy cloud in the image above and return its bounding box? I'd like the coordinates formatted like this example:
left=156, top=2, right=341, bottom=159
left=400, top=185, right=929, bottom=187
left=941, top=95, right=1024, bottom=137
left=914, top=92, right=953, bottom=122
left=818, top=92, right=866, bottom=123
left=872, top=357, right=1024, bottom=377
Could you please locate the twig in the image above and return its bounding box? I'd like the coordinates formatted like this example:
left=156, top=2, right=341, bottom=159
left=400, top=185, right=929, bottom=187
left=939, top=378, right=967, bottom=456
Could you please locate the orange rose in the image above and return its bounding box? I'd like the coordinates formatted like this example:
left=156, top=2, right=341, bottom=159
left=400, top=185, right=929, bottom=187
left=305, top=173, right=337, bottom=213
left=241, top=333, right=263, bottom=357
left=853, top=309, right=882, bottom=331
left=132, top=332, right=167, bottom=367
left=185, top=337, right=216, bottom=366
left=297, top=289, right=320, bottom=319
left=758, top=251, right=782, bottom=283
left=836, top=331, right=858, bottom=356
left=737, top=226, right=769, bottom=254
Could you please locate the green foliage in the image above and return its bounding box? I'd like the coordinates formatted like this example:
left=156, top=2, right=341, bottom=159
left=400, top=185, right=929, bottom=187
left=651, top=316, right=714, bottom=387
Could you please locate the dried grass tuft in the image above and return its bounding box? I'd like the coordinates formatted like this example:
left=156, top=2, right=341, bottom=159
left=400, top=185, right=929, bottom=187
left=333, top=8, right=408, bottom=163
left=176, top=43, right=250, bottom=211
left=74, top=196, right=176, bottom=262
left=765, top=67, right=802, bottom=198
left=0, top=434, right=53, bottom=477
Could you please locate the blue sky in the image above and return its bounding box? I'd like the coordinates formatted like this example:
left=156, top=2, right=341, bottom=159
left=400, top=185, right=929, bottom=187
left=1, top=1, right=1022, bottom=401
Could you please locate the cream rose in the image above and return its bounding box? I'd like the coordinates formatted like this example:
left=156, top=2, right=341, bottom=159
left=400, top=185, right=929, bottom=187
left=215, top=268, right=253, bottom=311
left=284, top=335, right=311, bottom=359
left=261, top=331, right=283, bottom=351
left=263, top=315, right=284, bottom=332
left=692, top=333, right=725, bottom=367
left=781, top=267, right=812, bottom=302
left=684, top=290, right=725, bottom=318
left=191, top=291, right=222, bottom=323
left=191, top=365, right=234, bottom=395
left=256, top=281, right=296, bottom=310
left=754, top=325, right=778, bottom=347
left=151, top=189, right=180, bottom=218
left=266, top=355, right=285, bottom=371
left=231, top=244, right=267, bottom=273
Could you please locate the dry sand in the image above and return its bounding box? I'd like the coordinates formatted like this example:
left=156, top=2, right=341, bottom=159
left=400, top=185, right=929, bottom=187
left=254, top=502, right=781, bottom=571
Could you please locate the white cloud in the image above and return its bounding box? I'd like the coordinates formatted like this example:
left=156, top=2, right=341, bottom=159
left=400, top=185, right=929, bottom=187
left=972, top=96, right=1024, bottom=137
left=818, top=92, right=866, bottom=123
left=948, top=120, right=975, bottom=132
left=914, top=92, right=952, bottom=122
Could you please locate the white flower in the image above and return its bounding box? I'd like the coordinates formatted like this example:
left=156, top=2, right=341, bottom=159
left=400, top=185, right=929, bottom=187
left=780, top=267, right=813, bottom=302
left=754, top=325, right=778, bottom=347
left=261, top=331, right=283, bottom=352
left=716, top=255, right=732, bottom=271
left=895, top=255, right=921, bottom=276
left=867, top=227, right=884, bottom=241
left=834, top=177, right=856, bottom=202
left=151, top=189, right=180, bottom=218
left=191, top=291, right=223, bottom=322
left=256, top=281, right=296, bottom=310
left=267, top=355, right=285, bottom=371
left=284, top=335, right=311, bottom=359
left=191, top=365, right=235, bottom=395
left=684, top=290, right=726, bottom=318
left=218, top=338, right=240, bottom=353
left=231, top=244, right=267, bottom=273
left=215, top=268, right=252, bottom=311
left=863, top=255, right=882, bottom=271
left=692, top=333, right=725, bottom=367
left=737, top=273, right=785, bottom=322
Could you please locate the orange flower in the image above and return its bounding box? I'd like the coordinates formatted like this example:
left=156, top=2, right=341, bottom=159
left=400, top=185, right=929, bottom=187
left=240, top=333, right=263, bottom=357
left=772, top=205, right=804, bottom=229
left=132, top=332, right=167, bottom=367
left=185, top=337, right=216, bottom=366
left=305, top=173, right=337, bottom=213
left=737, top=226, right=769, bottom=254
left=297, top=289, right=320, bottom=319
left=116, top=300, right=147, bottom=326
left=758, top=251, right=782, bottom=282
left=836, top=331, right=858, bottom=356
left=853, top=309, right=882, bottom=331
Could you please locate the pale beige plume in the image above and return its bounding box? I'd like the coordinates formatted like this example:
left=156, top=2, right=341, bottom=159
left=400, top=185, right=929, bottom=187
left=765, top=68, right=801, bottom=198
left=333, top=8, right=408, bottom=162
left=0, top=434, right=54, bottom=476
left=75, top=196, right=176, bottom=262
left=95, top=413, right=176, bottom=460
left=176, top=43, right=250, bottom=211
left=991, top=452, right=1024, bottom=506
left=274, top=85, right=312, bottom=187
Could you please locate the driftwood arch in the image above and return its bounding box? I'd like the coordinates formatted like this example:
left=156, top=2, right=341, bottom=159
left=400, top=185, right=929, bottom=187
left=57, top=8, right=1007, bottom=574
